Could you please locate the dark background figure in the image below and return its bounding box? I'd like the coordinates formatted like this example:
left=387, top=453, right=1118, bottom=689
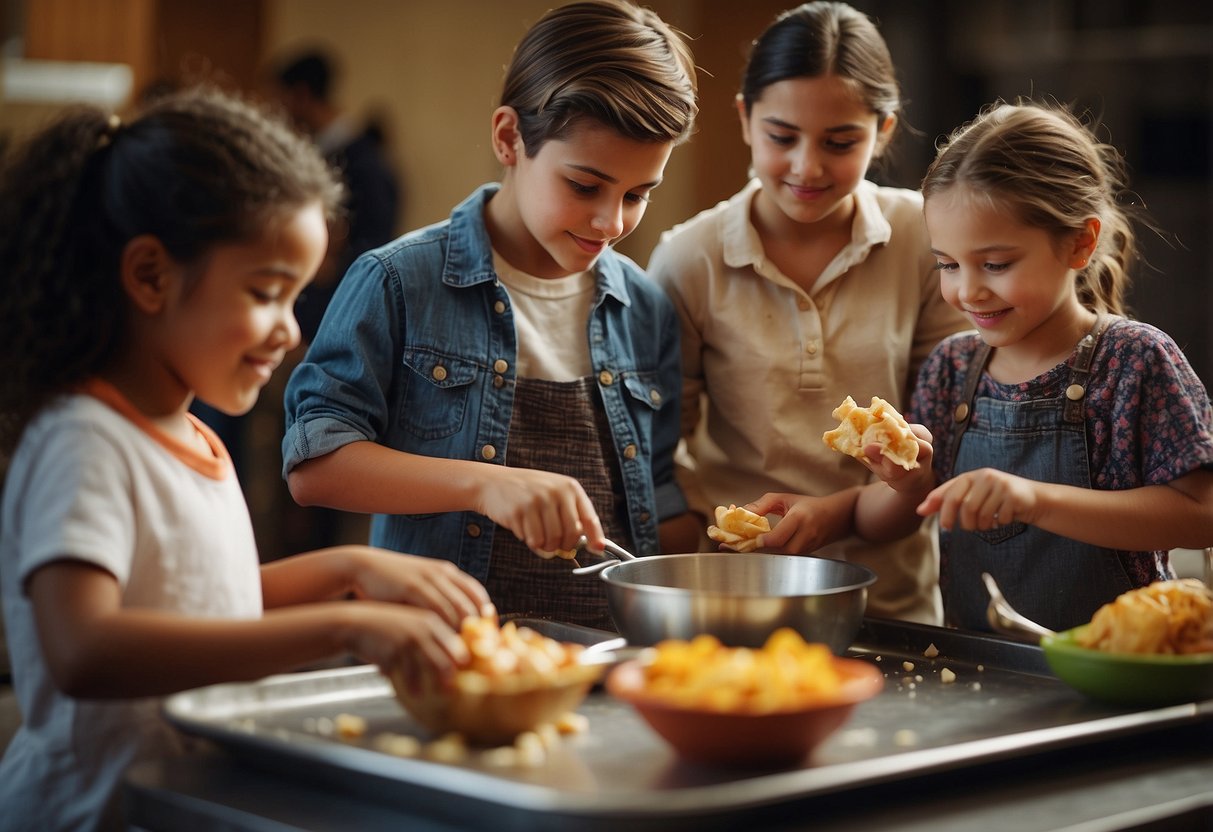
left=271, top=49, right=402, bottom=343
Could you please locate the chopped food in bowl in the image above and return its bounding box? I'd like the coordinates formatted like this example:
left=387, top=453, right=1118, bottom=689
left=389, top=617, right=601, bottom=745
left=1041, top=580, right=1213, bottom=706
left=606, top=629, right=883, bottom=765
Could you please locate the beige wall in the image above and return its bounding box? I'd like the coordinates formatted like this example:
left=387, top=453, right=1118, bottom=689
left=263, top=0, right=745, bottom=265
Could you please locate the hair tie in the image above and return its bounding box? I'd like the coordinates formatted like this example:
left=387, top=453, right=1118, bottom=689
left=97, top=113, right=122, bottom=149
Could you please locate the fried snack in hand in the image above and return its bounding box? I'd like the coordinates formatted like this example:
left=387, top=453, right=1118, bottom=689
left=1076, top=579, right=1213, bottom=655
left=706, top=504, right=770, bottom=552
left=822, top=395, right=919, bottom=471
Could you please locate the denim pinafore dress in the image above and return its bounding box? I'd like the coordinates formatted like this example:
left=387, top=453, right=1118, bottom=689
left=943, top=315, right=1133, bottom=632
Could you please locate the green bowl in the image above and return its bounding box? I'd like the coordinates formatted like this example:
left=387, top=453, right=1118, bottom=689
left=1041, top=626, right=1213, bottom=707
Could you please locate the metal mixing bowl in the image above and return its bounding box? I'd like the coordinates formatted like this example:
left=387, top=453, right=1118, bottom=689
left=598, top=553, right=875, bottom=652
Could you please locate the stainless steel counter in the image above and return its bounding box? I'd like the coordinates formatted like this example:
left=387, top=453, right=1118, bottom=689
left=126, top=724, right=1213, bottom=832
left=127, top=618, right=1213, bottom=831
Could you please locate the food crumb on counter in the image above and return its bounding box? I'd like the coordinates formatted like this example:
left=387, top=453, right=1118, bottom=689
left=971, top=682, right=983, bottom=692
left=335, top=713, right=368, bottom=738
left=977, top=664, right=984, bottom=672
left=893, top=729, right=918, bottom=747
left=480, top=746, right=520, bottom=768
left=923, top=643, right=939, bottom=658
left=514, top=731, right=547, bottom=767
left=424, top=733, right=469, bottom=764
left=556, top=711, right=589, bottom=734
left=874, top=655, right=882, bottom=662
left=902, top=660, right=915, bottom=672
left=914, top=675, right=923, bottom=683
left=372, top=733, right=422, bottom=758
left=940, top=668, right=956, bottom=684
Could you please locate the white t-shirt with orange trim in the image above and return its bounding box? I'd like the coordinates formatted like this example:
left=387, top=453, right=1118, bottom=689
left=0, top=382, right=261, bottom=830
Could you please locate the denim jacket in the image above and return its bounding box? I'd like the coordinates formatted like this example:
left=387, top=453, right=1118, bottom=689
left=282, top=184, right=686, bottom=582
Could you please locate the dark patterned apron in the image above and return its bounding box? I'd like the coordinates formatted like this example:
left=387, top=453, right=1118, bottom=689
left=485, top=376, right=632, bottom=630
left=944, top=314, right=1133, bottom=632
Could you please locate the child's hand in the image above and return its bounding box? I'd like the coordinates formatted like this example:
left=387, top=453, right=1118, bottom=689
left=745, top=493, right=831, bottom=554
left=860, top=423, right=935, bottom=497
left=917, top=468, right=1038, bottom=531
left=476, top=466, right=607, bottom=556
left=350, top=548, right=494, bottom=629
left=341, top=603, right=470, bottom=694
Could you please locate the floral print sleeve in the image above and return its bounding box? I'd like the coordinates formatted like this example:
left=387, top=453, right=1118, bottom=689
left=908, top=322, right=1213, bottom=490
left=1087, top=320, right=1213, bottom=488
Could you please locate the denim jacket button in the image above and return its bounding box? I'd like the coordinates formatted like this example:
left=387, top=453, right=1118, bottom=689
left=481, top=444, right=497, bottom=460
left=492, top=375, right=505, bottom=389
left=467, top=523, right=482, bottom=538
left=623, top=443, right=637, bottom=459
left=648, top=388, right=661, bottom=405
left=432, top=365, right=448, bottom=382
left=639, top=512, right=651, bottom=523
left=493, top=359, right=509, bottom=374
left=1065, top=383, right=1085, bottom=401
left=493, top=300, right=506, bottom=314
left=598, top=370, right=614, bottom=386
left=954, top=402, right=970, bottom=422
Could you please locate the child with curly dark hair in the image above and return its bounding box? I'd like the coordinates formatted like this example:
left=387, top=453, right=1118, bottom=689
left=0, top=87, right=490, bottom=831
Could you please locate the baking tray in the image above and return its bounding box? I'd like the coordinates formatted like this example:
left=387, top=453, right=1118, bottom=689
left=163, top=617, right=1213, bottom=831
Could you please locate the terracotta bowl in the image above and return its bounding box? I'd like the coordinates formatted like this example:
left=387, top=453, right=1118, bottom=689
left=606, top=656, right=883, bottom=766
left=389, top=663, right=602, bottom=746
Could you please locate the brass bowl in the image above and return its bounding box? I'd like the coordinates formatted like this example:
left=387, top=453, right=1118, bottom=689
left=389, top=662, right=602, bottom=746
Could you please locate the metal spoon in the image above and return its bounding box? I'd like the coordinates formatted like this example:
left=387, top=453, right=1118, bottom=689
left=570, top=536, right=639, bottom=576
left=982, top=572, right=1057, bottom=642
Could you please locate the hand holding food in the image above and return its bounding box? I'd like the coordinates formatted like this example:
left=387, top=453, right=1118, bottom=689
left=823, top=395, right=920, bottom=471
left=706, top=503, right=770, bottom=552
left=389, top=616, right=600, bottom=745
left=1076, top=579, right=1213, bottom=655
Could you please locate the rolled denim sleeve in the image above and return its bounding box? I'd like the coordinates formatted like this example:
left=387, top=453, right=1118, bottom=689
left=282, top=252, right=401, bottom=477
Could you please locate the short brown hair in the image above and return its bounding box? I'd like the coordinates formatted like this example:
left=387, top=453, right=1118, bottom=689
left=500, top=0, right=698, bottom=156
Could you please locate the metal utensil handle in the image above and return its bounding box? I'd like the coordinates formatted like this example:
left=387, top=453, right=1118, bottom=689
left=600, top=538, right=637, bottom=562
left=982, top=572, right=1057, bottom=641
left=569, top=536, right=636, bottom=576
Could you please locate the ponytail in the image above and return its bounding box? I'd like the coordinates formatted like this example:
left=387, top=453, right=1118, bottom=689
left=0, top=108, right=128, bottom=454
left=0, top=86, right=343, bottom=455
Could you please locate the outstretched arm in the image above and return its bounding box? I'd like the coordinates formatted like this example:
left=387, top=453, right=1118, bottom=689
left=27, top=559, right=473, bottom=700
left=919, top=467, right=1213, bottom=550
left=287, top=440, right=607, bottom=555
left=260, top=545, right=493, bottom=622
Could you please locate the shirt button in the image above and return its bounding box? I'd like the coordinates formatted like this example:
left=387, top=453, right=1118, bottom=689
left=648, top=389, right=661, bottom=405
left=467, top=523, right=482, bottom=538
left=432, top=365, right=448, bottom=381
left=806, top=340, right=819, bottom=355
left=598, top=370, right=614, bottom=386
left=492, top=375, right=504, bottom=389
left=797, top=298, right=811, bottom=311
left=623, top=443, right=637, bottom=459
left=493, top=300, right=506, bottom=314
left=481, top=445, right=497, bottom=460
left=493, top=359, right=509, bottom=374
